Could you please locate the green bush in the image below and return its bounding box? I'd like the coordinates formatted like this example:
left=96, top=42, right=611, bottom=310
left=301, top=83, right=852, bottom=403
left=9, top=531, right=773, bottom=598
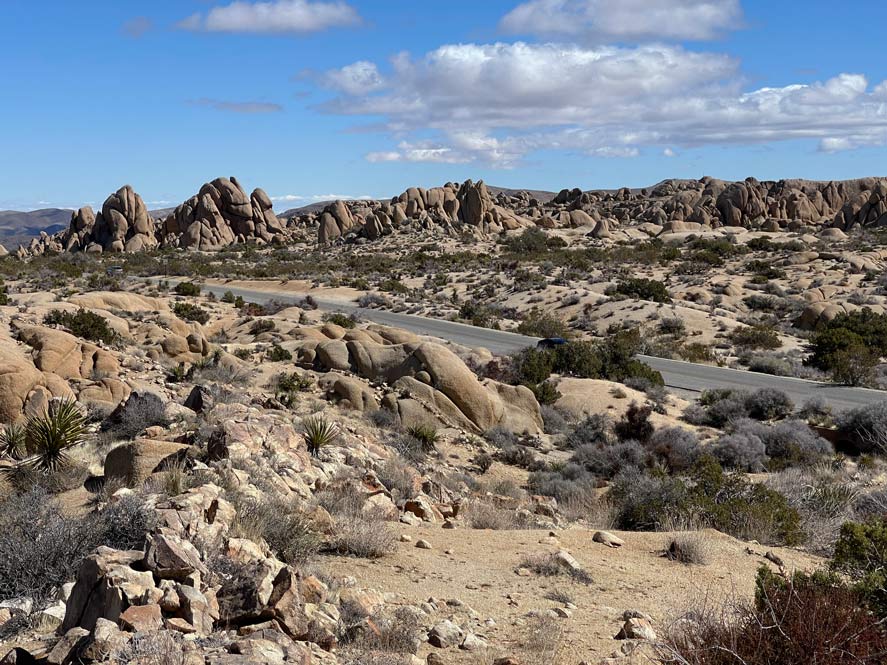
left=728, top=324, right=781, bottom=350
left=516, top=309, right=568, bottom=338
left=831, top=518, right=887, bottom=618
left=173, top=302, right=210, bottom=325
left=266, top=344, right=292, bottom=362
left=221, top=290, right=236, bottom=303
left=529, top=380, right=562, bottom=405
left=0, top=400, right=87, bottom=477
left=174, top=282, right=201, bottom=297
left=324, top=312, right=356, bottom=329
left=249, top=318, right=276, bottom=335
left=611, top=278, right=671, bottom=303
left=809, top=309, right=887, bottom=382
left=379, top=278, right=409, bottom=294
left=44, top=309, right=118, bottom=344
left=303, top=415, right=339, bottom=456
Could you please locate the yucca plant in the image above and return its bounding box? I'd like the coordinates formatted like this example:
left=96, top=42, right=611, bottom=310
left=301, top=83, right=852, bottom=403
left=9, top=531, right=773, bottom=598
left=407, top=423, right=439, bottom=450
left=20, top=400, right=87, bottom=474
left=302, top=414, right=339, bottom=457
left=0, top=423, right=27, bottom=460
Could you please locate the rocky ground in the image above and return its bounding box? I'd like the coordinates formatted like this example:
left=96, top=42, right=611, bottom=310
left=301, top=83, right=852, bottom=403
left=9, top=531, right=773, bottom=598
left=2, top=175, right=887, bottom=664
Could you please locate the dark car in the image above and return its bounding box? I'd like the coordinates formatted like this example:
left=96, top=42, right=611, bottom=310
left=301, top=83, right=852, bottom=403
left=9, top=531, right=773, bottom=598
left=536, top=337, right=568, bottom=350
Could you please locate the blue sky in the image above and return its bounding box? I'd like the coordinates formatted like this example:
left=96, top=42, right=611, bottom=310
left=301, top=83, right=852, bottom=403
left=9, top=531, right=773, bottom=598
left=3, top=0, right=887, bottom=210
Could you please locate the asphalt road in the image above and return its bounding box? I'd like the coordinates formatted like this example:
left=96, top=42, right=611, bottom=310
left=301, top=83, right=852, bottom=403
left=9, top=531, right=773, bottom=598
left=192, top=281, right=886, bottom=412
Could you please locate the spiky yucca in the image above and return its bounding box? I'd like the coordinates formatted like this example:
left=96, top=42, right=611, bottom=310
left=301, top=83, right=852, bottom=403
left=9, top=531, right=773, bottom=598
left=20, top=400, right=87, bottom=473
left=0, top=423, right=27, bottom=460
left=302, top=415, right=339, bottom=456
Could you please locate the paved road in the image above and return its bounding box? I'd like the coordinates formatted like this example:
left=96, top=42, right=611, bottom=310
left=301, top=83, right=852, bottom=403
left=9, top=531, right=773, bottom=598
left=190, top=280, right=886, bottom=412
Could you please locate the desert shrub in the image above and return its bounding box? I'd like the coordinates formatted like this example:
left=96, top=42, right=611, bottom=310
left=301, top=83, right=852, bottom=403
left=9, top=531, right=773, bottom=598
left=768, top=468, right=856, bottom=554
left=174, top=282, right=201, bottom=296
left=500, top=445, right=539, bottom=470
left=540, top=404, right=569, bottom=434
left=831, top=518, right=887, bottom=618
left=649, top=427, right=701, bottom=472
left=221, top=290, right=236, bottom=303
left=609, top=458, right=802, bottom=544
left=747, top=354, right=794, bottom=376
left=729, top=324, right=781, bottom=350
left=503, top=227, right=566, bottom=254
left=231, top=494, right=320, bottom=565
left=663, top=531, right=711, bottom=565
left=565, top=413, right=613, bottom=449
left=704, top=392, right=752, bottom=427
left=517, top=309, right=568, bottom=338
left=572, top=439, right=648, bottom=479
left=339, top=606, right=421, bottom=657
left=854, top=489, right=887, bottom=521
left=324, top=312, right=356, bottom=329
left=614, top=402, right=654, bottom=443
left=328, top=515, right=397, bottom=559
left=389, top=433, right=434, bottom=463
left=109, top=632, right=187, bottom=665
left=735, top=419, right=833, bottom=467
left=836, top=401, right=887, bottom=455
left=101, top=392, right=169, bottom=441
left=275, top=372, right=313, bottom=403
left=658, top=317, right=686, bottom=335
left=378, top=278, right=409, bottom=294
left=745, top=388, right=794, bottom=421
left=519, top=552, right=593, bottom=584
left=485, top=425, right=518, bottom=448
left=0, top=488, right=102, bottom=604
left=529, top=380, right=561, bottom=405
left=711, top=432, right=768, bottom=471
left=829, top=345, right=879, bottom=386
left=660, top=567, right=887, bottom=665
left=100, top=493, right=157, bottom=551
left=43, top=308, right=118, bottom=344
left=611, top=277, right=671, bottom=303
left=249, top=318, right=275, bottom=335
left=367, top=409, right=397, bottom=429
left=376, top=457, right=417, bottom=501
left=303, top=415, right=339, bottom=456
left=798, top=396, right=832, bottom=425
left=528, top=463, right=597, bottom=503
left=357, top=293, right=391, bottom=308
left=810, top=309, right=887, bottom=373
left=265, top=344, right=292, bottom=362
left=462, top=500, right=521, bottom=530
left=173, top=302, right=210, bottom=324
left=608, top=468, right=690, bottom=531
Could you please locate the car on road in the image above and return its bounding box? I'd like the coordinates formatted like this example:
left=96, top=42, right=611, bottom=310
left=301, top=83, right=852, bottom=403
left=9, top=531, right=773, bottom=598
left=537, top=337, right=568, bottom=350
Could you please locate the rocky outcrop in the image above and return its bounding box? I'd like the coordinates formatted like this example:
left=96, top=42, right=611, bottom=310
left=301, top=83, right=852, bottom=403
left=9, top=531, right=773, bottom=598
left=313, top=179, right=533, bottom=245
left=162, top=177, right=286, bottom=250
left=289, top=325, right=542, bottom=434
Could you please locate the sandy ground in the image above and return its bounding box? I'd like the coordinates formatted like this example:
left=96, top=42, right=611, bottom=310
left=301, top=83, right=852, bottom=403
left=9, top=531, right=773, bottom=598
left=324, top=524, right=823, bottom=664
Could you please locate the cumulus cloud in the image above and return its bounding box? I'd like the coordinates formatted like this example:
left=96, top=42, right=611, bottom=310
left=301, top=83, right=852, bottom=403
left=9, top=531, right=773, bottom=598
left=179, top=0, right=360, bottom=34
left=317, top=41, right=887, bottom=166
left=500, top=0, right=742, bottom=42
left=189, top=98, right=283, bottom=113
left=322, top=61, right=385, bottom=95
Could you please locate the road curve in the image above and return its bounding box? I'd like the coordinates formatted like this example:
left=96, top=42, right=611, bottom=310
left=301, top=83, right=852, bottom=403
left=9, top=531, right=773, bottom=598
left=188, top=280, right=886, bottom=412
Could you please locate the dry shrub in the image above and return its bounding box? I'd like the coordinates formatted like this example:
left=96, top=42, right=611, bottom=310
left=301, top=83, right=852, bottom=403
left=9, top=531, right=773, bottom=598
left=328, top=515, right=396, bottom=559
left=663, top=531, right=713, bottom=565
left=521, top=614, right=566, bottom=664
left=110, top=631, right=187, bottom=665
left=559, top=489, right=616, bottom=527
left=230, top=493, right=320, bottom=565
left=463, top=499, right=523, bottom=530
left=659, top=569, right=887, bottom=665
left=519, top=553, right=593, bottom=585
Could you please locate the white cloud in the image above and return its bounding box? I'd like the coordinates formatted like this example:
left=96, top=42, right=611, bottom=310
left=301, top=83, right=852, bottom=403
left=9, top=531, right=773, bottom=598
left=271, top=193, right=373, bottom=205
left=500, top=0, right=742, bottom=43
left=663, top=148, right=677, bottom=157
left=322, top=61, right=385, bottom=95
left=179, top=0, right=360, bottom=34
left=318, top=41, right=887, bottom=166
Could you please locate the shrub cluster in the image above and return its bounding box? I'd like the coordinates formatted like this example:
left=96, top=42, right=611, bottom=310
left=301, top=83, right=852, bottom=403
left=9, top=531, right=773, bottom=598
left=43, top=309, right=118, bottom=344
left=683, top=387, right=794, bottom=427
left=608, top=277, right=671, bottom=303
left=173, top=302, right=210, bottom=324
left=809, top=309, right=887, bottom=385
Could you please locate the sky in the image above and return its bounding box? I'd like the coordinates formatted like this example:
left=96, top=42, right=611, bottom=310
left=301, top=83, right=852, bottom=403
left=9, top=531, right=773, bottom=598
left=3, top=0, right=887, bottom=211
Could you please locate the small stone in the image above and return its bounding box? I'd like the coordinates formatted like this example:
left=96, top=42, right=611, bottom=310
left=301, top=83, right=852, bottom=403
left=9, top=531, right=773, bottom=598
left=593, top=531, right=624, bottom=548
left=428, top=619, right=463, bottom=648
left=444, top=549, right=454, bottom=555
left=427, top=654, right=447, bottom=665
left=400, top=534, right=413, bottom=543
left=442, top=520, right=456, bottom=529
left=119, top=603, right=163, bottom=632
left=460, top=633, right=488, bottom=651
left=552, top=607, right=572, bottom=618
left=615, top=618, right=657, bottom=641
left=415, top=539, right=432, bottom=550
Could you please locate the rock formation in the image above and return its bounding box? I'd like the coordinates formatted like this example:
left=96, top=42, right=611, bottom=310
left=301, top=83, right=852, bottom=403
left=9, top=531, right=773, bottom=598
left=161, top=177, right=286, bottom=250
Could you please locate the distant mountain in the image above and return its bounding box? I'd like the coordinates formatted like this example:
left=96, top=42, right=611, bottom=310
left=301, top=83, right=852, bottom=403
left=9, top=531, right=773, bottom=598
left=0, top=208, right=72, bottom=249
